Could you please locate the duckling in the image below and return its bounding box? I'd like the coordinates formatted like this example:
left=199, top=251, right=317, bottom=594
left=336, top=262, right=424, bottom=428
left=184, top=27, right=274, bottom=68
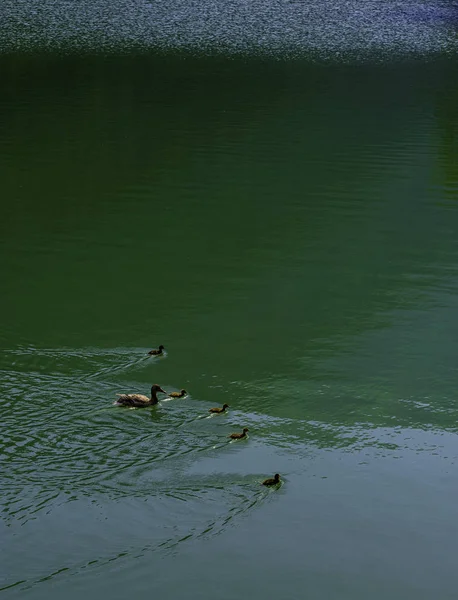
left=168, top=389, right=187, bottom=398
left=262, top=473, right=281, bottom=487
left=209, top=403, right=229, bottom=414
left=148, top=345, right=165, bottom=356
left=229, top=427, right=249, bottom=440
left=115, top=384, right=166, bottom=407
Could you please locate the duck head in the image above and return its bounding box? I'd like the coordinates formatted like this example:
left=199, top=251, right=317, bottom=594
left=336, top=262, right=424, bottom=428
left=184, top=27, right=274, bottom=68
left=274, top=473, right=280, bottom=483
left=151, top=384, right=166, bottom=395
left=180, top=389, right=187, bottom=395
left=242, top=427, right=249, bottom=433
left=223, top=404, right=229, bottom=410
left=158, top=345, right=165, bottom=351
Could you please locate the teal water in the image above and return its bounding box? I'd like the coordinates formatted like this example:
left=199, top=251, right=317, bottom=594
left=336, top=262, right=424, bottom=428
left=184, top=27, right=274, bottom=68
left=1, top=50, right=458, bottom=599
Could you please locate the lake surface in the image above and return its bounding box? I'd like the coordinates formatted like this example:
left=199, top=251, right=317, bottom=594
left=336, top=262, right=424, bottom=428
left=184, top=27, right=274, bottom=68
left=1, top=4, right=458, bottom=598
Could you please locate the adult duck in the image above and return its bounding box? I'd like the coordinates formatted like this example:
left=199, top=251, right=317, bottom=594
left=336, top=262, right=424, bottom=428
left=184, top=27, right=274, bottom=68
left=229, top=427, right=249, bottom=440
left=148, top=345, right=165, bottom=356
left=169, top=389, right=187, bottom=398
left=115, top=384, right=166, bottom=407
left=262, top=473, right=281, bottom=487
left=209, top=404, right=229, bottom=414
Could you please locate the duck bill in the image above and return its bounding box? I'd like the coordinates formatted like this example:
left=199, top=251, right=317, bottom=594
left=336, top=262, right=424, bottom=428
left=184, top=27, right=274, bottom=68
left=159, top=387, right=167, bottom=394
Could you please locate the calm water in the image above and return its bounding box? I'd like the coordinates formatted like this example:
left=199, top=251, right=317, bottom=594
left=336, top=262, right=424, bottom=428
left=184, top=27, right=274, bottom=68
left=1, top=27, right=458, bottom=600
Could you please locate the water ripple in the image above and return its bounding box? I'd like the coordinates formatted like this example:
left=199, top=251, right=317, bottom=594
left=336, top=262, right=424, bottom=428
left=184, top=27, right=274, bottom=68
left=2, top=346, right=457, bottom=526
left=1, top=477, right=269, bottom=593
left=1, top=0, right=457, bottom=60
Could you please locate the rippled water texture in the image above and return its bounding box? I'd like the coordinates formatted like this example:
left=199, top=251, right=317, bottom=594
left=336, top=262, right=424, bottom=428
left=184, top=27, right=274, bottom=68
left=1, top=43, right=458, bottom=600
left=1, top=0, right=458, bottom=59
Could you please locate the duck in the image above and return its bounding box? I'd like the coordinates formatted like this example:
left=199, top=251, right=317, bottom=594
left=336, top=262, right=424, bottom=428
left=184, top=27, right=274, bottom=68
left=229, top=427, right=249, bottom=440
left=148, top=345, right=165, bottom=356
left=262, top=473, right=281, bottom=486
left=209, top=403, right=229, bottom=414
left=115, top=384, right=166, bottom=407
left=168, top=389, right=187, bottom=398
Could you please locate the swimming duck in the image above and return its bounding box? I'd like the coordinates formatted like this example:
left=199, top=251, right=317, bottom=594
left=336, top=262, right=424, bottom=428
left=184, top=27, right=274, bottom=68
left=262, top=473, right=281, bottom=486
left=148, top=345, right=165, bottom=356
left=115, top=384, right=166, bottom=407
left=229, top=427, right=249, bottom=440
left=169, top=389, right=187, bottom=398
left=209, top=403, right=229, bottom=414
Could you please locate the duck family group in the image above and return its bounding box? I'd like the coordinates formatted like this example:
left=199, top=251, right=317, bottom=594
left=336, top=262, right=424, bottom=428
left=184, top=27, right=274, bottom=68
left=114, top=344, right=281, bottom=488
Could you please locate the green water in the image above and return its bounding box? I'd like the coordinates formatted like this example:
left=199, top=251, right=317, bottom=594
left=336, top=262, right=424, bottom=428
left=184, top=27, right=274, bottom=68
left=1, top=54, right=458, bottom=599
